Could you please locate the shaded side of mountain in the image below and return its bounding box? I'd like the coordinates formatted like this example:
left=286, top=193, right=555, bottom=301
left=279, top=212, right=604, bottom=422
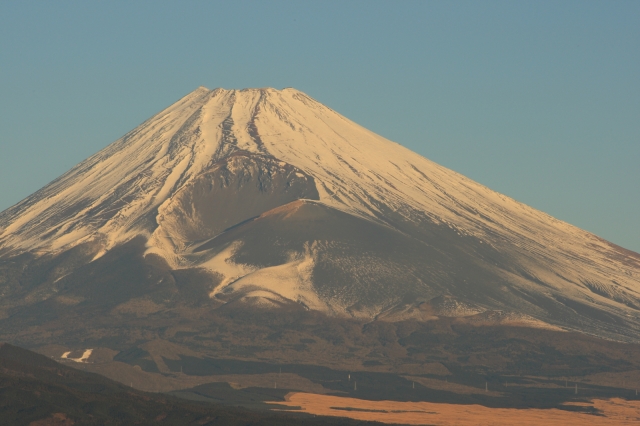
left=2, top=223, right=640, bottom=384
left=190, top=199, right=640, bottom=339
left=1, top=212, right=640, bottom=404
left=195, top=200, right=520, bottom=312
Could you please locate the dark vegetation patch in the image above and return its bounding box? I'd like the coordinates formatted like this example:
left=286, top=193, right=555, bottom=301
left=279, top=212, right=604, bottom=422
left=0, top=343, right=388, bottom=426
left=168, top=355, right=640, bottom=410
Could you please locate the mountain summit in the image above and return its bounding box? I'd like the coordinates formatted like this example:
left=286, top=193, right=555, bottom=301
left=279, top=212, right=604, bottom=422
left=1, top=87, right=639, bottom=342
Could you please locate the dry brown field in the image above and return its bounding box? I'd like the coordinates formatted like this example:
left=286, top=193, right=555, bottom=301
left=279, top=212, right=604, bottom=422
left=272, top=392, right=640, bottom=425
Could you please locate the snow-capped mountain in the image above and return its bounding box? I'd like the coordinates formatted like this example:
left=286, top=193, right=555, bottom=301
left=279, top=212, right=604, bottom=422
left=1, top=87, right=639, bottom=341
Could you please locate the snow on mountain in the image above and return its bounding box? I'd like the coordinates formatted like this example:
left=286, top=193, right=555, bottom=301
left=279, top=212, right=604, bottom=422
left=1, top=87, right=639, bottom=340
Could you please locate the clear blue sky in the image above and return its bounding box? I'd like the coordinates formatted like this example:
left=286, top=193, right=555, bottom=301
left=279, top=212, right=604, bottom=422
left=1, top=1, right=638, bottom=252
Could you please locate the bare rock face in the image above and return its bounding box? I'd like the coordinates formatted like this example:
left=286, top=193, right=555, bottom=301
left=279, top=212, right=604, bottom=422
left=0, top=86, right=639, bottom=349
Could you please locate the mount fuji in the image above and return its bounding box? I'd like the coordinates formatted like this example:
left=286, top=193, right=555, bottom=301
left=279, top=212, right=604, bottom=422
left=0, top=87, right=640, bottom=400
left=1, top=86, right=639, bottom=362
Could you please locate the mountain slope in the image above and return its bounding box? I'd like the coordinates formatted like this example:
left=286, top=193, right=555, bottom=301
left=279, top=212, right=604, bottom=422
left=0, top=87, right=639, bottom=342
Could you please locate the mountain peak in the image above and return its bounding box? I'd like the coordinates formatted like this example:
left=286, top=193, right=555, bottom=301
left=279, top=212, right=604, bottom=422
left=202, top=86, right=303, bottom=96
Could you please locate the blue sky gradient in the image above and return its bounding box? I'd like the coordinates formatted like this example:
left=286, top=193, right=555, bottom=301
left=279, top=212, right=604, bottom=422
left=1, top=1, right=638, bottom=251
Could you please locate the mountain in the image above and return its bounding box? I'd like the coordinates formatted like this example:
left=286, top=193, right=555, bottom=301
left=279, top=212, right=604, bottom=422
left=1, top=86, right=638, bottom=343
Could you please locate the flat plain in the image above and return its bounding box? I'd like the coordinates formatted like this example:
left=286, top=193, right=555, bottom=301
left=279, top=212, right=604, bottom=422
left=273, top=392, right=640, bottom=425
